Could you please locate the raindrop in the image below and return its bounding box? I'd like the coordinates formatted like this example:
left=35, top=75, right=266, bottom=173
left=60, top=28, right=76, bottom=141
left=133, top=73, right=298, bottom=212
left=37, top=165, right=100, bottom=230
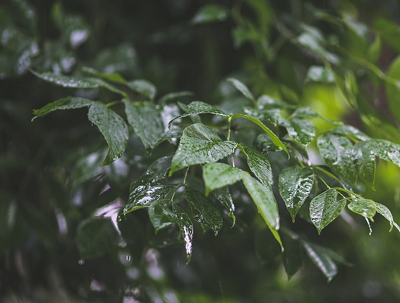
left=126, top=255, right=131, bottom=261
left=78, top=259, right=85, bottom=265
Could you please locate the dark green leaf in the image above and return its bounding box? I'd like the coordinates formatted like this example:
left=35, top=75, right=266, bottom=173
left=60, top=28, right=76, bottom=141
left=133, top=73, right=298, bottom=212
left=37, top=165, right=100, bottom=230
left=87, top=103, right=129, bottom=166
left=363, top=139, right=400, bottom=168
left=258, top=95, right=287, bottom=110
left=255, top=228, right=281, bottom=263
left=184, top=187, right=223, bottom=233
left=281, top=117, right=315, bottom=147
left=256, top=133, right=282, bottom=152
left=310, top=189, right=346, bottom=234
left=353, top=142, right=376, bottom=188
left=149, top=200, right=175, bottom=233
left=82, top=66, right=126, bottom=84
left=374, top=18, right=400, bottom=52
left=305, top=66, right=335, bottom=83
left=240, top=145, right=273, bottom=186
left=169, top=123, right=237, bottom=175
left=242, top=174, right=282, bottom=248
left=244, top=108, right=280, bottom=125
left=191, top=4, right=228, bottom=24
left=31, top=71, right=100, bottom=88
left=32, top=97, right=94, bottom=120
left=331, top=125, right=369, bottom=141
left=302, top=241, right=338, bottom=282
left=348, top=198, right=376, bottom=220
left=172, top=205, right=194, bottom=263
left=213, top=186, right=235, bottom=224
left=227, top=78, right=255, bottom=101
left=127, top=79, right=156, bottom=100
left=282, top=235, right=303, bottom=280
left=76, top=218, right=119, bottom=259
left=375, top=202, right=400, bottom=232
left=123, top=99, right=165, bottom=153
left=317, top=133, right=357, bottom=183
left=202, top=163, right=245, bottom=196
left=279, top=166, right=314, bottom=222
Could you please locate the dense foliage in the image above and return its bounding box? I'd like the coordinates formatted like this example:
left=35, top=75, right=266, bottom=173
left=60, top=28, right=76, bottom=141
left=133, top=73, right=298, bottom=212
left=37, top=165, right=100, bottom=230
left=2, top=0, right=400, bottom=302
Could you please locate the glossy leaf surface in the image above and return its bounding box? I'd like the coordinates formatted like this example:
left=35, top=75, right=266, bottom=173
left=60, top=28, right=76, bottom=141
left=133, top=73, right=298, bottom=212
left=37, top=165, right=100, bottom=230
left=212, top=186, right=235, bottom=224
left=32, top=97, right=94, bottom=120
left=127, top=79, right=157, bottom=100
left=148, top=200, right=175, bottom=232
left=332, top=125, right=369, bottom=141
left=240, top=145, right=273, bottom=186
left=353, top=142, right=376, bottom=188
left=172, top=205, right=194, bottom=262
left=87, top=103, right=128, bottom=166
left=170, top=123, right=237, bottom=175
left=305, top=66, right=334, bottom=83
left=31, top=71, right=100, bottom=88
left=310, top=189, right=346, bottom=234
left=279, top=166, right=314, bottom=222
left=203, top=163, right=245, bottom=195
left=375, top=202, right=400, bottom=232
left=281, top=117, right=315, bottom=147
left=348, top=198, right=376, bottom=220
left=227, top=78, right=255, bottom=101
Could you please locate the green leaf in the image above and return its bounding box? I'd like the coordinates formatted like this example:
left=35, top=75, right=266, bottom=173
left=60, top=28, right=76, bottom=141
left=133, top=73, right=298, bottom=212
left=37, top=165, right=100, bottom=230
left=368, top=35, right=381, bottom=63
left=279, top=166, right=314, bottom=222
left=202, top=163, right=245, bottom=196
left=31, top=70, right=100, bottom=88
left=227, top=78, right=255, bottom=102
left=258, top=95, right=287, bottom=110
left=374, top=18, right=400, bottom=52
left=86, top=77, right=126, bottom=95
left=125, top=184, right=177, bottom=213
left=148, top=200, right=175, bottom=233
left=292, top=107, right=342, bottom=125
left=191, top=4, right=228, bottom=25
left=169, top=101, right=229, bottom=126
left=255, top=228, right=281, bottom=263
left=242, top=174, right=282, bottom=249
left=127, top=79, right=157, bottom=100
left=362, top=139, right=400, bottom=168
left=159, top=91, right=193, bottom=105
left=331, top=125, right=369, bottom=141
left=231, top=113, right=288, bottom=155
left=281, top=117, right=315, bottom=147
left=76, top=218, right=119, bottom=259
left=169, top=123, right=237, bottom=175
left=305, top=66, right=335, bottom=83
left=244, top=108, right=281, bottom=125
left=123, top=99, right=165, bottom=153
left=282, top=235, right=303, bottom=280
left=131, top=156, right=172, bottom=187
left=375, top=202, right=400, bottom=232
left=87, top=103, right=129, bottom=166
left=239, top=145, right=273, bottom=186
left=32, top=97, right=94, bottom=120
left=184, top=187, right=223, bottom=233
left=317, top=133, right=357, bottom=183
left=82, top=66, right=126, bottom=84
left=172, top=205, right=194, bottom=263
left=353, top=142, right=376, bottom=188
left=348, top=198, right=376, bottom=220
left=309, top=189, right=346, bottom=234
left=302, top=241, right=338, bottom=282
left=386, top=55, right=400, bottom=123
left=212, top=186, right=236, bottom=225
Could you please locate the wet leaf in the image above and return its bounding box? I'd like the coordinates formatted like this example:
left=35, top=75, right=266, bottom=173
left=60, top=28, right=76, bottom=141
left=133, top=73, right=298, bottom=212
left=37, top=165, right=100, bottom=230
left=76, top=218, right=119, bottom=259
left=331, top=125, right=369, bottom=141
left=169, top=123, right=237, bottom=175
left=82, top=66, right=126, bottom=84
left=240, top=144, right=273, bottom=186
left=348, top=198, right=376, bottom=220
left=305, top=66, right=335, bottom=83
left=353, top=142, right=376, bottom=188
left=191, top=4, right=229, bottom=24
left=244, top=108, right=281, bottom=125
left=227, top=78, right=255, bottom=101
left=281, top=117, right=315, bottom=147
left=282, top=235, right=303, bottom=279
left=32, top=97, right=94, bottom=120
left=130, top=156, right=172, bottom=187
left=184, top=187, right=223, bottom=233
left=149, top=200, right=175, bottom=232
left=279, top=166, right=314, bottom=222
left=88, top=103, right=129, bottom=166
left=123, top=99, right=165, bottom=153
left=258, top=95, right=287, bottom=110
left=302, top=241, right=338, bottom=282
left=127, top=79, right=156, bottom=100
left=212, top=186, right=235, bottom=224
left=375, top=202, right=400, bottom=232
left=317, top=133, right=357, bottom=183
left=203, top=163, right=245, bottom=195
left=310, top=189, right=346, bottom=234
left=242, top=174, right=282, bottom=248
left=31, top=71, right=99, bottom=88
left=362, top=139, right=400, bottom=168
left=172, top=205, right=194, bottom=262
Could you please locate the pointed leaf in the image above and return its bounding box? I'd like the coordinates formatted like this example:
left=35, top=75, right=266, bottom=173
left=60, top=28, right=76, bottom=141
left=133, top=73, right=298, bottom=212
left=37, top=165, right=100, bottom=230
left=353, top=142, right=376, bottom=188
left=123, top=99, right=165, bottom=153
left=82, top=66, right=126, bottom=84
left=149, top=200, right=175, bottom=232
left=213, top=187, right=235, bottom=224
left=170, top=123, right=237, bottom=175
left=302, top=241, right=338, bottom=282
left=317, top=133, right=357, bottom=183
left=88, top=103, right=128, bottom=166
left=240, top=145, right=273, bottom=186
left=362, top=139, right=400, bottom=167
left=242, top=175, right=282, bottom=248
left=258, top=95, right=287, bottom=110
left=32, top=97, right=94, bottom=120
left=169, top=101, right=228, bottom=126
left=310, top=189, right=346, bottom=234
left=282, top=235, right=303, bottom=279
left=131, top=156, right=172, bottom=188
left=172, top=205, right=193, bottom=263
left=331, top=125, right=369, bottom=141
left=227, top=78, right=255, bottom=101
left=203, top=163, right=245, bottom=195
left=375, top=202, right=400, bottom=232
left=348, top=198, right=376, bottom=220
left=31, top=70, right=100, bottom=88
left=76, top=218, right=119, bottom=259
left=191, top=4, right=228, bottom=24
left=243, top=108, right=281, bottom=126
left=127, top=79, right=156, bottom=100
left=184, top=187, right=223, bottom=233
left=281, top=117, right=315, bottom=147
left=279, top=166, right=314, bottom=222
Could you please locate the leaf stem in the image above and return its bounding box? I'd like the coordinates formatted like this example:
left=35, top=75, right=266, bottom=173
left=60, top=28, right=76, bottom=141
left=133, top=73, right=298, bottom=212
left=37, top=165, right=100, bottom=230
left=106, top=100, right=122, bottom=108
left=312, top=165, right=346, bottom=188
left=332, top=187, right=362, bottom=199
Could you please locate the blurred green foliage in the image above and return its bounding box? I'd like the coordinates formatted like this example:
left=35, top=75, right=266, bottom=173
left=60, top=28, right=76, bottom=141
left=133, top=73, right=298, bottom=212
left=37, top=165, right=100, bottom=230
left=2, top=0, right=400, bottom=302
